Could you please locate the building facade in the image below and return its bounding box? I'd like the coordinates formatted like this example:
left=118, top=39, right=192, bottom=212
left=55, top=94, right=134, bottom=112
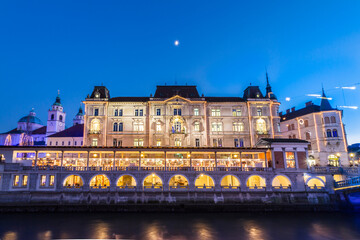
left=83, top=80, right=281, bottom=148
left=280, top=89, right=348, bottom=166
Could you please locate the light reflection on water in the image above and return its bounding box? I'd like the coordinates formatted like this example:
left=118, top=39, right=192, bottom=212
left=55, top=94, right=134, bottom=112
left=0, top=212, right=360, bottom=240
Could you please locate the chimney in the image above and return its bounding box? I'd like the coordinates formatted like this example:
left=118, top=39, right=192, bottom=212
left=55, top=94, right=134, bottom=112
left=305, top=101, right=312, bottom=107
left=286, top=109, right=290, bottom=114
left=291, top=107, right=295, bottom=112
left=279, top=111, right=283, bottom=116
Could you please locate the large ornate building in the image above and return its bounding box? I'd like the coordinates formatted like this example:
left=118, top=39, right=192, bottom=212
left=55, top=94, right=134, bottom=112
left=83, top=77, right=281, bottom=148
left=279, top=89, right=348, bottom=166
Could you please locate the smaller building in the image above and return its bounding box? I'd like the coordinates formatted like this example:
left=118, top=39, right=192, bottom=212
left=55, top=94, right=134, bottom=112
left=279, top=89, right=348, bottom=167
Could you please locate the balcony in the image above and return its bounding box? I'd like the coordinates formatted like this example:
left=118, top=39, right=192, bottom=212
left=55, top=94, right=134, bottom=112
left=88, top=130, right=101, bottom=134
left=170, top=129, right=186, bottom=134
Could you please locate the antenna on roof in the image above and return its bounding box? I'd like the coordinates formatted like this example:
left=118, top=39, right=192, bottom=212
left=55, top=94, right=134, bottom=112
left=57, top=89, right=60, bottom=95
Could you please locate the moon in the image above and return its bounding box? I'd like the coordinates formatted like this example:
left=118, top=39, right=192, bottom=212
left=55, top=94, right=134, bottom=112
left=174, top=40, right=179, bottom=46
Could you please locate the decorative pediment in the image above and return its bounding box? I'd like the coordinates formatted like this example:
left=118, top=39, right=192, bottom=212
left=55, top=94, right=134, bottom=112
left=164, top=95, right=192, bottom=103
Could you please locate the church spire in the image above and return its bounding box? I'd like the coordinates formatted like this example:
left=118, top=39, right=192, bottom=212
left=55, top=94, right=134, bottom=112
left=53, top=90, right=62, bottom=106
left=320, top=87, right=334, bottom=111
left=265, top=72, right=277, bottom=100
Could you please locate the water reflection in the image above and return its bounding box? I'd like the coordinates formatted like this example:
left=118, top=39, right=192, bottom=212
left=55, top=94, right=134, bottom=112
left=0, top=213, right=360, bottom=240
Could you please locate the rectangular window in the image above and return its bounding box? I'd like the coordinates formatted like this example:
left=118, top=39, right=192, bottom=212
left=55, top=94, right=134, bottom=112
left=135, top=109, right=139, bottom=116
left=13, top=175, right=20, bottom=187
left=49, top=175, right=55, bottom=186
left=135, top=122, right=144, bottom=131
left=239, top=138, right=244, bottom=147
left=118, top=140, right=122, bottom=147
left=74, top=141, right=77, bottom=146
left=62, top=141, right=64, bottom=146
left=114, top=109, right=118, bottom=116
left=175, top=138, right=181, bottom=146
left=156, top=108, right=161, bottom=116
left=134, top=139, right=144, bottom=146
left=156, top=140, right=161, bottom=146
left=195, top=138, right=200, bottom=147
left=55, top=141, right=58, bottom=146
left=81, top=141, right=83, bottom=145
left=94, top=108, right=99, bottom=116
left=49, top=141, right=52, bottom=146
left=194, top=122, right=200, bottom=132
left=257, top=108, right=262, bottom=116
left=113, top=139, right=117, bottom=147
left=139, top=109, right=143, bottom=116
left=134, top=139, right=139, bottom=146
left=194, top=108, right=199, bottom=116
left=285, top=152, right=296, bottom=168
left=40, top=175, right=46, bottom=186
left=233, top=122, right=243, bottom=132
left=156, top=123, right=161, bottom=132
left=139, top=139, right=144, bottom=146
left=211, top=122, right=223, bottom=132
left=92, top=139, right=98, bottom=146
left=174, top=108, right=182, bottom=116
left=119, top=122, right=123, bottom=132
left=211, top=109, right=221, bottom=116
left=119, top=109, right=123, bottom=116
left=68, top=141, right=71, bottom=146
left=234, top=138, right=239, bottom=147
left=218, top=139, right=222, bottom=147
left=232, top=109, right=242, bottom=116
left=22, top=175, right=28, bottom=186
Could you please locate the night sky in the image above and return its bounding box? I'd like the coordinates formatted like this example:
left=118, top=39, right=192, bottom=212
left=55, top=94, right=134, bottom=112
left=1, top=1, right=360, bottom=143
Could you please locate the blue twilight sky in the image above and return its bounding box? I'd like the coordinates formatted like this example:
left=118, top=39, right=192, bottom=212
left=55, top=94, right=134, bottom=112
left=1, top=1, right=360, bottom=143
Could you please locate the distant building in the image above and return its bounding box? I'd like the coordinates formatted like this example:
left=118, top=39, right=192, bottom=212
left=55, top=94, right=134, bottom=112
left=348, top=143, right=360, bottom=166
left=279, top=88, right=348, bottom=166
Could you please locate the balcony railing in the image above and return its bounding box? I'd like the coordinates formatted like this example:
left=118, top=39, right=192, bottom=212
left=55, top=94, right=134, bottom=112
left=88, top=130, right=101, bottom=134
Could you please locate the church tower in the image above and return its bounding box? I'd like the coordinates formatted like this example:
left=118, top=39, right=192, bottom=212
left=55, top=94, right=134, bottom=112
left=73, top=105, right=84, bottom=125
left=46, top=92, right=66, bottom=136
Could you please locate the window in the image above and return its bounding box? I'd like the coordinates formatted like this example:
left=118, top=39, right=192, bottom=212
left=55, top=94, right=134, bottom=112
left=195, top=138, right=200, bottom=147
left=119, top=109, right=123, bottom=116
left=139, top=109, right=143, bottom=116
left=51, top=114, right=54, bottom=120
left=94, top=108, right=99, bottom=116
left=156, top=108, right=161, bottom=116
left=62, top=141, right=64, bottom=146
left=156, top=122, right=161, bottom=132
left=135, top=109, right=139, bottom=116
left=55, top=141, right=58, bottom=146
left=234, top=138, right=244, bottom=147
left=277, top=123, right=281, bottom=132
left=40, top=175, right=46, bottom=186
left=212, top=138, right=222, bottom=147
left=324, top=117, right=330, bottom=124
left=232, top=109, right=241, bottom=116
left=134, top=139, right=144, bottom=146
left=175, top=138, right=182, bottom=146
left=291, top=124, right=295, bottom=130
left=49, top=141, right=52, bottom=146
left=211, top=109, right=221, bottom=116
left=194, top=122, right=200, bottom=132
left=287, top=125, right=291, bottom=131
left=326, top=129, right=332, bottom=138
left=134, top=122, right=144, bottom=131
left=194, top=108, right=199, bottom=116
left=68, top=141, right=71, bottom=146
left=92, top=139, right=98, bottom=146
left=156, top=139, right=161, bottom=146
left=113, top=139, right=117, bottom=147
left=328, top=154, right=339, bottom=167
left=59, top=115, right=63, bottom=122
left=22, top=175, right=28, bottom=186
left=331, top=116, right=336, bottom=123
left=81, top=141, right=83, bottom=145
left=234, top=138, right=239, bottom=147
left=74, top=141, right=77, bottom=146
left=211, top=122, right=223, bottom=132
left=49, top=175, right=55, bottom=186
left=257, top=108, right=262, bottom=116
left=304, top=120, right=309, bottom=127
left=333, top=129, right=338, bottom=137
left=289, top=135, right=292, bottom=139
left=13, top=175, right=20, bottom=187
left=293, top=134, right=296, bottom=139
left=114, top=109, right=118, bottom=116
left=113, top=122, right=118, bottom=132
left=256, top=119, right=266, bottom=134
left=174, top=108, right=182, bottom=116
left=118, top=140, right=122, bottom=147
left=305, top=132, right=311, bottom=140
left=173, top=121, right=182, bottom=133
left=90, top=119, right=100, bottom=133
left=233, top=122, right=244, bottom=132
left=285, top=152, right=296, bottom=168
left=119, top=122, right=123, bottom=132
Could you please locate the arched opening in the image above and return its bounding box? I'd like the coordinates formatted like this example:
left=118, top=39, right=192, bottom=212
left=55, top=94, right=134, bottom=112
left=195, top=174, right=214, bottom=189
left=307, top=178, right=325, bottom=189
left=272, top=175, right=291, bottom=189
left=143, top=174, right=163, bottom=189
left=59, top=115, right=63, bottom=122
left=117, top=175, right=136, bottom=189
left=330, top=116, right=336, bottom=123
left=90, top=119, right=101, bottom=133
left=324, top=117, right=330, bottom=124
left=221, top=175, right=240, bottom=189
left=247, top=175, right=266, bottom=189
left=326, top=129, right=332, bottom=138
left=169, top=175, right=189, bottom=189
left=90, top=174, right=110, bottom=189
left=332, top=129, right=338, bottom=137
left=256, top=119, right=266, bottom=134
left=63, top=175, right=83, bottom=188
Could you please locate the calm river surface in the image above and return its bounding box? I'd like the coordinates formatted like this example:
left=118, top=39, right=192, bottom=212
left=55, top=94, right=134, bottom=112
left=0, top=212, right=360, bottom=240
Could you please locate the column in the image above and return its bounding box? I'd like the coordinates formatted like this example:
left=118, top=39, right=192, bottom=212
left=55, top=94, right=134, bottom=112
left=113, top=151, right=116, bottom=169
left=282, top=148, right=287, bottom=169
left=294, top=148, right=299, bottom=169
left=164, top=151, right=167, bottom=171
left=271, top=150, right=276, bottom=169
left=86, top=151, right=90, bottom=169
left=34, top=150, right=38, bottom=167
left=61, top=151, right=64, bottom=169
left=240, top=152, right=243, bottom=171
left=139, top=151, right=141, bottom=169
left=214, top=151, right=217, bottom=168
left=264, top=151, right=268, bottom=168
left=189, top=152, right=192, bottom=169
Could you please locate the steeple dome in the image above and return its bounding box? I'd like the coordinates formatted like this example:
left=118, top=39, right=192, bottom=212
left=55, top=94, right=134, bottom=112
left=53, top=91, right=62, bottom=106
left=265, top=72, right=277, bottom=100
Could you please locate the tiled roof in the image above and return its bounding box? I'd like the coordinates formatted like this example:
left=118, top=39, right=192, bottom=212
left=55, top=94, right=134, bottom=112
left=259, top=138, right=309, bottom=144
left=31, top=126, right=47, bottom=134
left=109, top=97, right=150, bottom=102
left=48, top=124, right=84, bottom=138
left=280, top=105, right=321, bottom=121
left=154, top=85, right=200, bottom=98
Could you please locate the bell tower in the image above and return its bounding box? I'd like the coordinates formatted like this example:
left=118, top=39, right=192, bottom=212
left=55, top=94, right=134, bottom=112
left=46, top=91, right=66, bottom=136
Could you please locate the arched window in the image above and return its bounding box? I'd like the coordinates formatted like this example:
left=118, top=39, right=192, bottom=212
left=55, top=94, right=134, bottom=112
left=291, top=124, right=295, bottom=130
left=90, top=175, right=110, bottom=188
left=118, top=122, right=123, bottom=132
left=63, top=175, right=83, bottom=188
left=324, top=117, right=330, bottom=124
left=330, top=116, right=336, bottom=123
left=59, top=115, right=63, bottom=122
left=256, top=119, right=266, bottom=134
left=4, top=135, right=11, bottom=146
left=143, top=174, right=163, bottom=188
left=51, top=114, right=54, bottom=120
left=90, top=119, right=100, bottom=133
left=117, top=175, right=136, bottom=188
left=333, top=129, right=338, bottom=137
left=293, top=134, right=296, bottom=139
left=287, top=125, right=291, bottom=131
left=304, top=120, right=309, bottom=127
left=326, top=129, right=332, bottom=138
left=113, top=122, right=118, bottom=132
left=289, top=135, right=292, bottom=139
left=195, top=174, right=214, bottom=188
left=169, top=175, right=189, bottom=188
left=305, top=132, right=311, bottom=140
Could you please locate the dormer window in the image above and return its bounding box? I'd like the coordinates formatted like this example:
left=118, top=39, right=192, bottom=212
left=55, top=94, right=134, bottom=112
left=94, top=108, right=99, bottom=116
left=95, top=92, right=100, bottom=98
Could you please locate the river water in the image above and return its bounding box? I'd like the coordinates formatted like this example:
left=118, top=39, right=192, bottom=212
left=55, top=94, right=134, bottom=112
left=0, top=212, right=360, bottom=240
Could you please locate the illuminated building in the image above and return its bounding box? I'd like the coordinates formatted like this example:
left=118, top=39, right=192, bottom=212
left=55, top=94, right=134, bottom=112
left=279, top=88, right=349, bottom=166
